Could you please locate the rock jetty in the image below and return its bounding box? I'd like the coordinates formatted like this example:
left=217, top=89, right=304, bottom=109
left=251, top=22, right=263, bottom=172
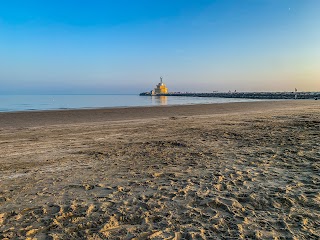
left=140, top=92, right=319, bottom=99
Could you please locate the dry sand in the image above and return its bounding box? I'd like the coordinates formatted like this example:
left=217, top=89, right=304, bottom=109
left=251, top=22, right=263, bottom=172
left=0, top=100, right=319, bottom=239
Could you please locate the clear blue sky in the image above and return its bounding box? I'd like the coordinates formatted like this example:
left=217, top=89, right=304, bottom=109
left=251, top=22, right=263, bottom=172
left=0, top=0, right=319, bottom=94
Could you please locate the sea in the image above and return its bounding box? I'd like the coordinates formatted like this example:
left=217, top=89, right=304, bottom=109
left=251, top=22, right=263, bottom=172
left=0, top=94, right=266, bottom=112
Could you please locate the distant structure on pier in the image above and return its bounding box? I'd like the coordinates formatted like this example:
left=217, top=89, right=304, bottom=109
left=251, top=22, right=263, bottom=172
left=151, top=77, right=168, bottom=95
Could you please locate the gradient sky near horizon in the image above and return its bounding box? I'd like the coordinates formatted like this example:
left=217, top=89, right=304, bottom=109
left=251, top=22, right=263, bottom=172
left=0, top=0, right=319, bottom=94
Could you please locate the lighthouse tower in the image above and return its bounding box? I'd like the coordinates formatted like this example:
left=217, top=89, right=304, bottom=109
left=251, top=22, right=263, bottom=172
left=154, top=77, right=168, bottom=94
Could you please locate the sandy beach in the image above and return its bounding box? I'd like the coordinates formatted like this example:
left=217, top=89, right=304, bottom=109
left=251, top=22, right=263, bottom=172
left=0, top=100, right=319, bottom=239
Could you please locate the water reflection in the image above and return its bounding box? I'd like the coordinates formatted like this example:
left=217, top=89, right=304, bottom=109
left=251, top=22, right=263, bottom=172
left=152, top=96, right=168, bottom=105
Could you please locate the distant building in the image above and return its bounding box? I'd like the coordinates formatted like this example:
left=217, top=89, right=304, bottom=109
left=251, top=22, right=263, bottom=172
left=139, top=77, right=169, bottom=96
left=152, top=77, right=168, bottom=95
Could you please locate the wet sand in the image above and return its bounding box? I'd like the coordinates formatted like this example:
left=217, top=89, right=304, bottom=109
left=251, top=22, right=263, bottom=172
left=0, top=100, right=319, bottom=239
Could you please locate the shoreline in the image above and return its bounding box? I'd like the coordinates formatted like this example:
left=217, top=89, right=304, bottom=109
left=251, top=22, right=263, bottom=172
left=0, top=99, right=314, bottom=129
left=0, top=98, right=276, bottom=114
left=0, top=95, right=276, bottom=114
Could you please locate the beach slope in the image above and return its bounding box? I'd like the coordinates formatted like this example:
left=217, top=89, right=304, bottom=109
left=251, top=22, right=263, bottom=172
left=0, top=100, right=319, bottom=239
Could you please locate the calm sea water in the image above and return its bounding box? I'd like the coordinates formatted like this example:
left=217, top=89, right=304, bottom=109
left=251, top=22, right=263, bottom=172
left=0, top=94, right=266, bottom=112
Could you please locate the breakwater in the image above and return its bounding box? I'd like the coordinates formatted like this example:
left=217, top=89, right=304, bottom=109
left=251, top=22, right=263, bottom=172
left=140, top=92, right=319, bottom=99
